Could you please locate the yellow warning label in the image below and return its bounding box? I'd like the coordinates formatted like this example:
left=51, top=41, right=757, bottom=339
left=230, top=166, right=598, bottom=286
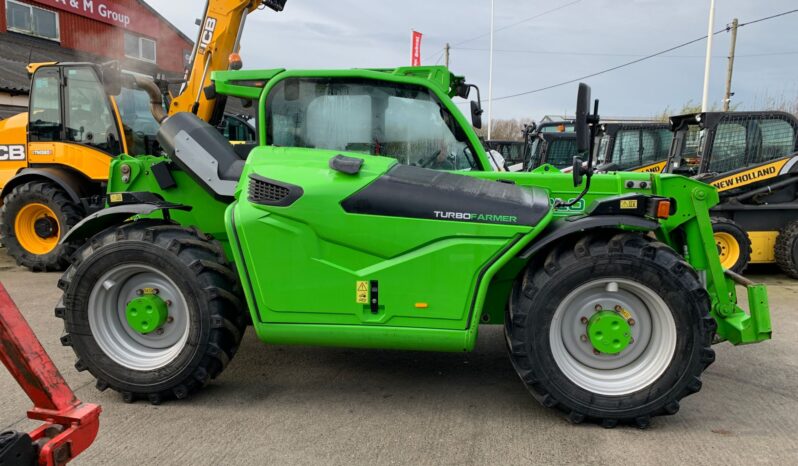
left=618, top=307, right=632, bottom=320
left=620, top=199, right=638, bottom=209
left=141, top=287, right=157, bottom=295
left=356, top=281, right=369, bottom=304
left=109, top=193, right=123, bottom=203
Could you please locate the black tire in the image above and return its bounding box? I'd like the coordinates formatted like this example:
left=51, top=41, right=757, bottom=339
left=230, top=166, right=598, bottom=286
left=710, top=217, right=751, bottom=274
left=0, top=181, right=84, bottom=271
left=56, top=221, right=247, bottom=404
left=505, top=232, right=716, bottom=427
left=775, top=220, right=798, bottom=279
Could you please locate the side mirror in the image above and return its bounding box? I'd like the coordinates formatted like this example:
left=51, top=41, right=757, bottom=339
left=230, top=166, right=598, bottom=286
left=100, top=62, right=122, bottom=96
left=575, top=83, right=591, bottom=154
left=471, top=100, right=483, bottom=129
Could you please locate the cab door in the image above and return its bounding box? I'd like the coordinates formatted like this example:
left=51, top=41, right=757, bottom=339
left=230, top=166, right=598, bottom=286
left=27, top=65, right=125, bottom=180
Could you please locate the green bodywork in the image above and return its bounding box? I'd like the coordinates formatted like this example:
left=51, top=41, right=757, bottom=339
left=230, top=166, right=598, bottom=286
left=105, top=66, right=771, bottom=351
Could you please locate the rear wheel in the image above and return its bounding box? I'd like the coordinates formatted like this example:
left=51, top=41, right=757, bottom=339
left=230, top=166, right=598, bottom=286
left=505, top=232, right=715, bottom=427
left=0, top=181, right=83, bottom=271
left=711, top=217, right=751, bottom=273
left=775, top=220, right=798, bottom=278
left=56, top=221, right=246, bottom=403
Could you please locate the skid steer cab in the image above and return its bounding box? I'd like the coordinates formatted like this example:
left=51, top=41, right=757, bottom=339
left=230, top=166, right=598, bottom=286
left=57, top=66, right=771, bottom=428
left=665, top=111, right=798, bottom=275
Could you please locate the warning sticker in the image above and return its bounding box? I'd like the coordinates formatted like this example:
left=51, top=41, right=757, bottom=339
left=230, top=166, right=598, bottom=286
left=109, top=193, right=123, bottom=203
left=356, top=281, right=368, bottom=304
left=620, top=199, right=638, bottom=209
left=617, top=307, right=632, bottom=320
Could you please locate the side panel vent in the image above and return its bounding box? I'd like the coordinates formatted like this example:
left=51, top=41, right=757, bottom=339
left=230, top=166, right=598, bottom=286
left=248, top=174, right=303, bottom=207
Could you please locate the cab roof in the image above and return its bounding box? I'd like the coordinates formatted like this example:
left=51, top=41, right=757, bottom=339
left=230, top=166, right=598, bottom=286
left=211, top=66, right=467, bottom=102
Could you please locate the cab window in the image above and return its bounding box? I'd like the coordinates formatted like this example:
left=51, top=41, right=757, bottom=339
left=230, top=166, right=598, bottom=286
left=219, top=115, right=256, bottom=142
left=29, top=67, right=62, bottom=142
left=64, top=67, right=121, bottom=154
left=267, top=78, right=478, bottom=171
left=116, top=86, right=161, bottom=155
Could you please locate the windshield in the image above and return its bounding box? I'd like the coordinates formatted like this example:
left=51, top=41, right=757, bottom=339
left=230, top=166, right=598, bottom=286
left=267, top=78, right=478, bottom=171
left=610, top=127, right=672, bottom=170
left=708, top=116, right=797, bottom=173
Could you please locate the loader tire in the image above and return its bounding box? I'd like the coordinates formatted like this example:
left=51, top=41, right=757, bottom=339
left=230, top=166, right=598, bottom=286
left=0, top=181, right=83, bottom=271
left=505, top=232, right=716, bottom=428
left=711, top=217, right=751, bottom=273
left=56, top=221, right=247, bottom=404
left=775, top=220, right=798, bottom=279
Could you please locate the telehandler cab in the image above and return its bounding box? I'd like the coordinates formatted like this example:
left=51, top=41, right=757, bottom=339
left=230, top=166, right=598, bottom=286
left=55, top=67, right=771, bottom=427
left=666, top=111, right=798, bottom=274
left=0, top=0, right=286, bottom=271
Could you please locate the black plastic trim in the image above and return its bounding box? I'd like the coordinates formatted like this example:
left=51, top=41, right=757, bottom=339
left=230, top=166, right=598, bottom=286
left=247, top=173, right=304, bottom=207
left=341, top=165, right=550, bottom=227
left=518, top=215, right=659, bottom=260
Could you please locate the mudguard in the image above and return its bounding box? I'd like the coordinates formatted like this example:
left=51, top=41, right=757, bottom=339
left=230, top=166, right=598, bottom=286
left=518, top=215, right=659, bottom=260
left=61, top=202, right=189, bottom=244
left=1, top=167, right=92, bottom=205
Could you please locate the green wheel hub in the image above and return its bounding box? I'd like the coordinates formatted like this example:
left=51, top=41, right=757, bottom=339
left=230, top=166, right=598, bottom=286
left=587, top=310, right=632, bottom=354
left=125, top=294, right=168, bottom=334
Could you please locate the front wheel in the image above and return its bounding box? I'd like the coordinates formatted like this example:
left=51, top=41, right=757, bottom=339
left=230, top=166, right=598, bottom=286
left=711, top=217, right=751, bottom=273
left=0, top=181, right=84, bottom=271
left=56, top=221, right=247, bottom=404
left=505, top=232, right=716, bottom=427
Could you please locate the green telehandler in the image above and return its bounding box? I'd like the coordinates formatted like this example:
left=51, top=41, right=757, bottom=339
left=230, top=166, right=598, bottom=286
left=55, top=66, right=771, bottom=427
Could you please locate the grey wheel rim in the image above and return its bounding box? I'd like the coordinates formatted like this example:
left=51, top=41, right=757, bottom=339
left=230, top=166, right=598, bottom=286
left=549, top=278, right=677, bottom=396
left=88, top=264, right=190, bottom=371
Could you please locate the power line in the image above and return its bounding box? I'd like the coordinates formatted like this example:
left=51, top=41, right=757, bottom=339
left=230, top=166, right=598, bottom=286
left=452, top=0, right=581, bottom=47
left=487, top=7, right=798, bottom=103
left=452, top=46, right=798, bottom=59
left=422, top=0, right=581, bottom=61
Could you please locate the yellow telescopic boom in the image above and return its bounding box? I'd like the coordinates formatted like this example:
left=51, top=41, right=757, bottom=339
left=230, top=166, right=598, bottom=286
left=169, top=0, right=286, bottom=121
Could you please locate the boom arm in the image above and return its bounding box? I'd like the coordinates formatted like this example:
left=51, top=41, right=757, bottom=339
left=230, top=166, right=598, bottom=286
left=169, top=0, right=286, bottom=123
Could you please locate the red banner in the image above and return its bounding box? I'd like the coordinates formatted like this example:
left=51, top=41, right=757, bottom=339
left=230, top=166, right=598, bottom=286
left=30, top=0, right=160, bottom=36
left=411, top=30, right=422, bottom=66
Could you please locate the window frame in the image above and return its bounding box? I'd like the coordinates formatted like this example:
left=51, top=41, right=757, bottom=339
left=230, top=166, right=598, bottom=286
left=5, top=0, right=60, bottom=42
left=124, top=32, right=158, bottom=64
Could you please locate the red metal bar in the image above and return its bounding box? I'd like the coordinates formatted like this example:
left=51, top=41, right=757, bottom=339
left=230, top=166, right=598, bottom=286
left=0, top=282, right=100, bottom=465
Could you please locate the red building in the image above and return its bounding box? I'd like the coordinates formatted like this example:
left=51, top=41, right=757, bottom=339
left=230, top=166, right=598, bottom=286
left=0, top=0, right=193, bottom=117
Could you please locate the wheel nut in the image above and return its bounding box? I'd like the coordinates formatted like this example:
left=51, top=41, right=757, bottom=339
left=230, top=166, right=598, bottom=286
left=628, top=318, right=636, bottom=326
left=580, top=334, right=588, bottom=342
left=166, top=299, right=173, bottom=307
left=580, top=316, right=589, bottom=325
left=594, top=304, right=602, bottom=311
left=593, top=349, right=601, bottom=355
left=614, top=305, right=622, bottom=312
left=166, top=316, right=174, bottom=324
left=629, top=337, right=635, bottom=344
left=155, top=328, right=164, bottom=335
left=136, top=289, right=143, bottom=296
left=153, top=288, right=160, bottom=295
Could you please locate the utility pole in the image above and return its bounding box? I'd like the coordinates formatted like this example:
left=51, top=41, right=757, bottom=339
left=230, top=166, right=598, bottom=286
left=487, top=0, right=495, bottom=139
left=444, top=43, right=450, bottom=68
left=723, top=18, right=739, bottom=112
left=701, top=0, right=716, bottom=112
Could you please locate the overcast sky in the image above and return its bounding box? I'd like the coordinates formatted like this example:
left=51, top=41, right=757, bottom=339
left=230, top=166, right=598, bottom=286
left=145, top=0, right=798, bottom=121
